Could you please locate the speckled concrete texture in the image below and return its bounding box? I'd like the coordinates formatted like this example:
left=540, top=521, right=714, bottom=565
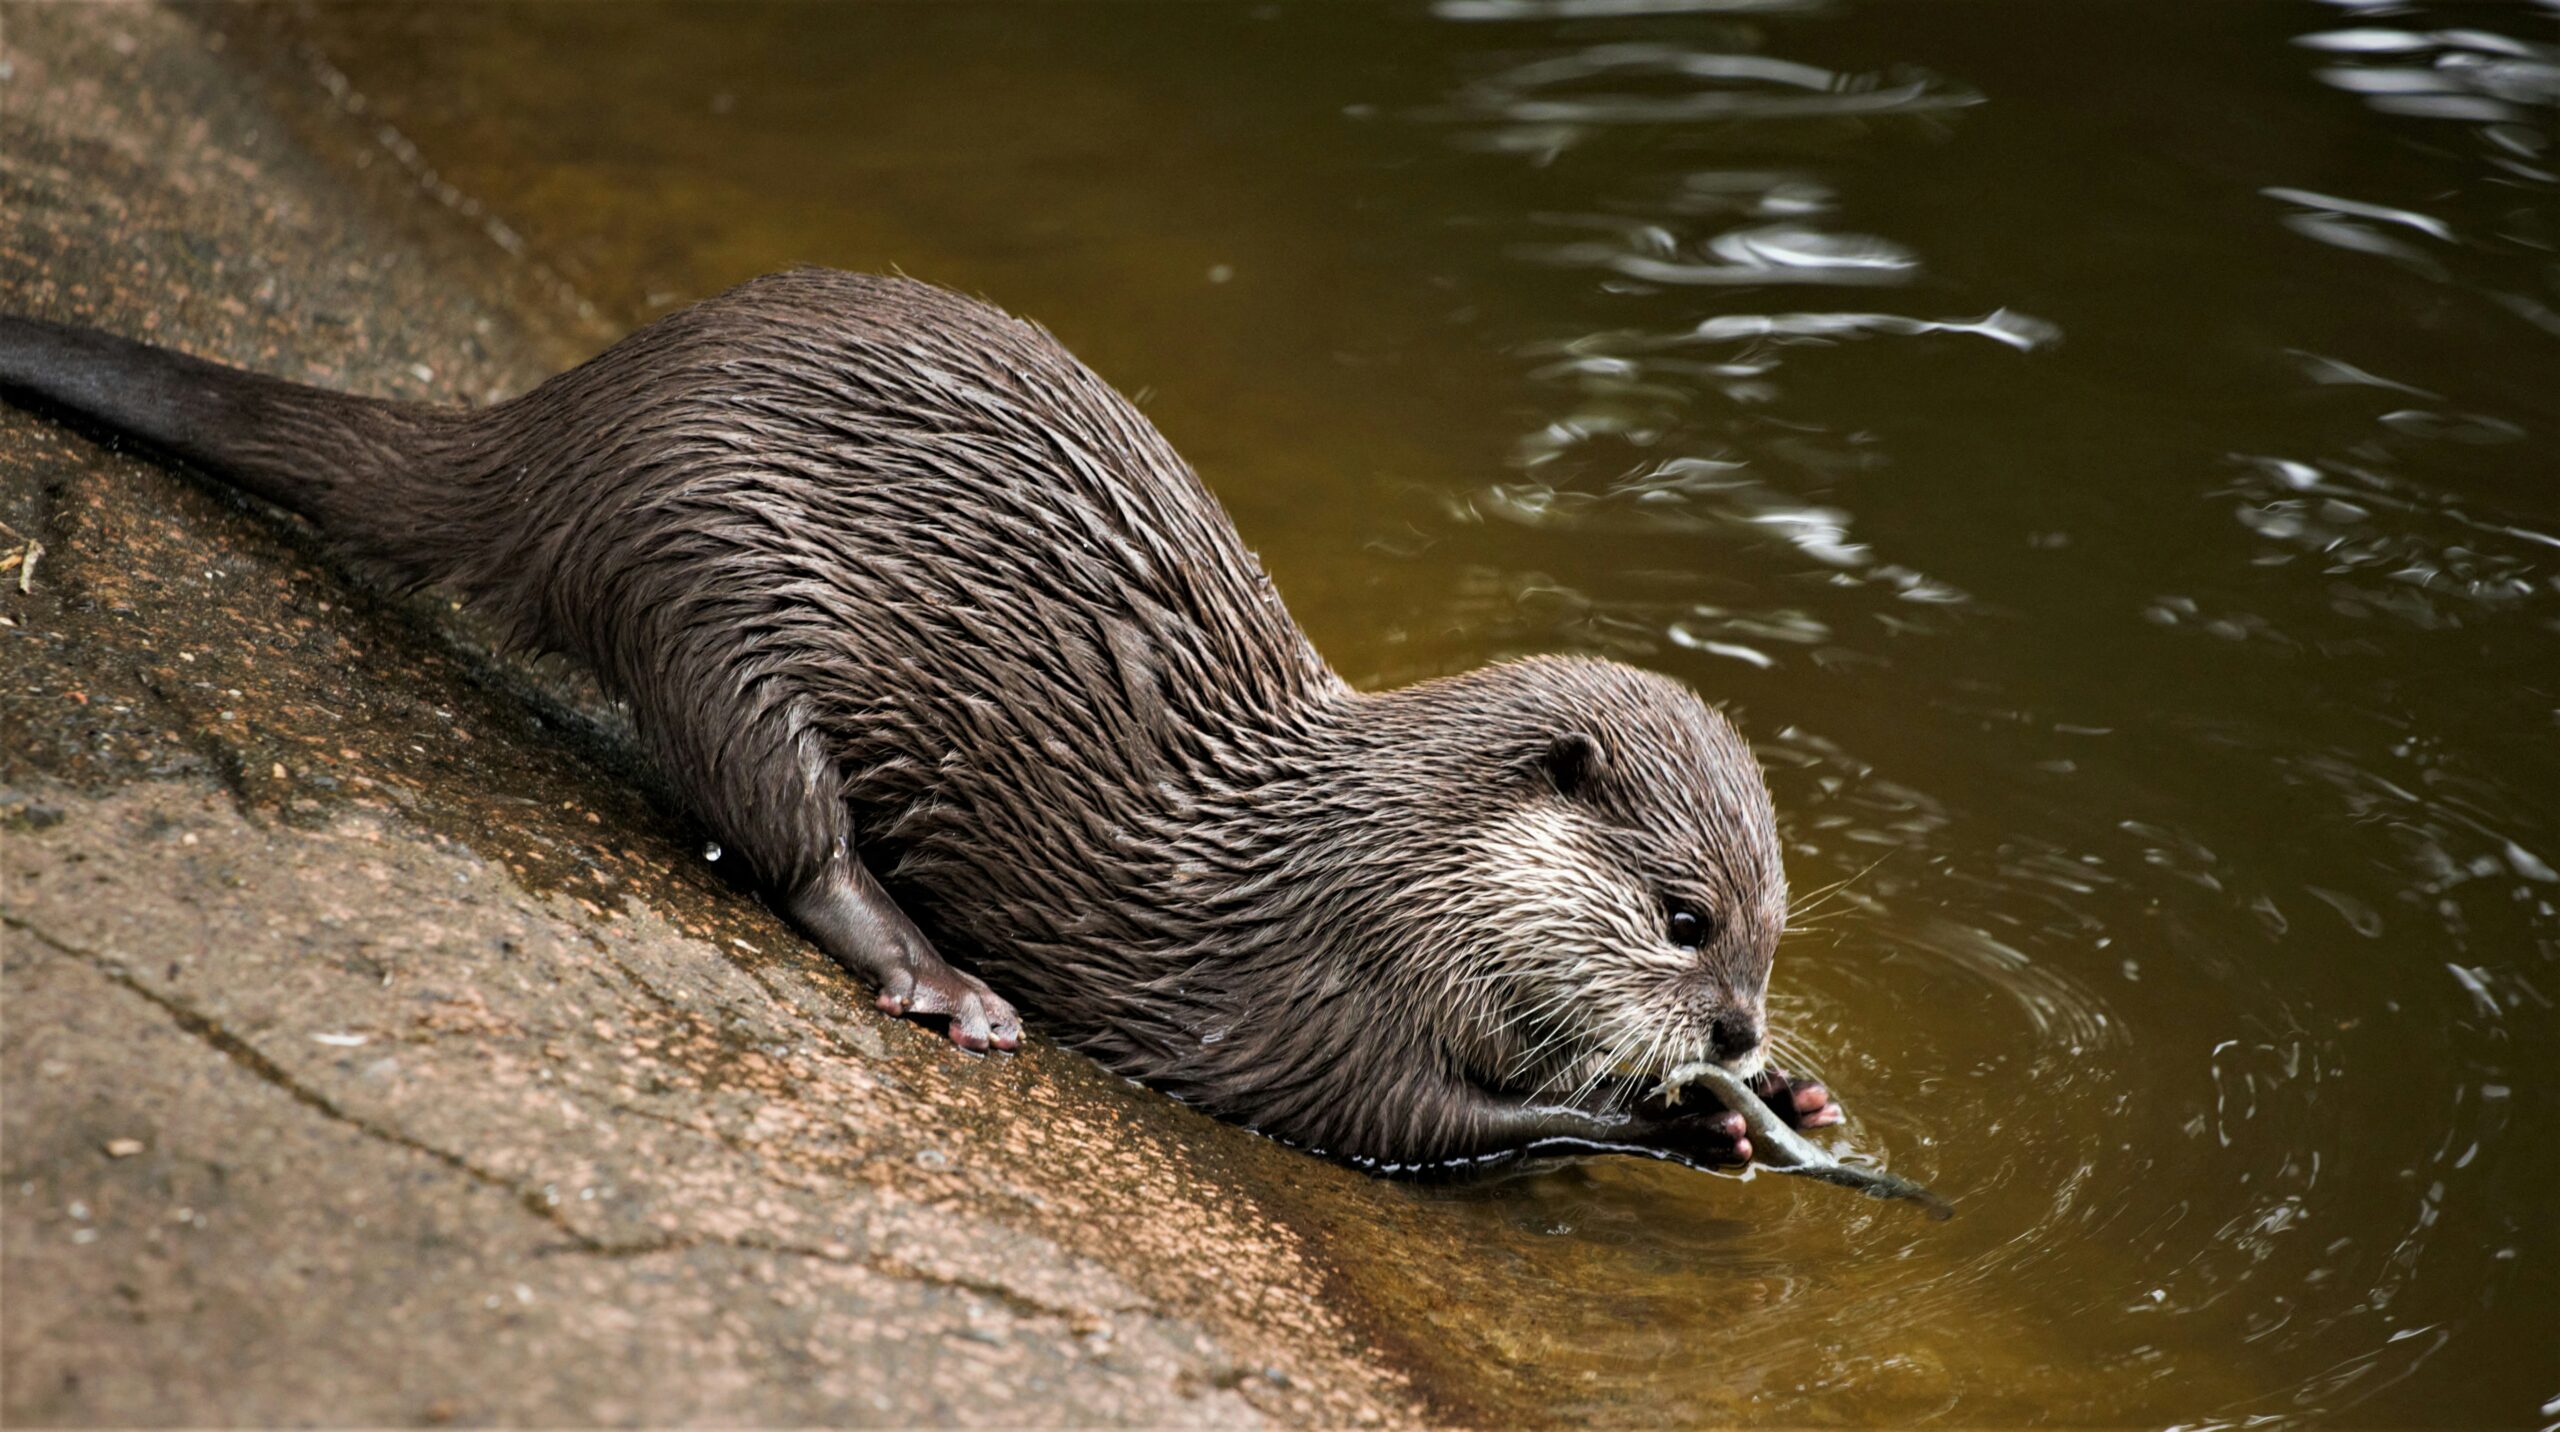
left=0, top=5, right=1427, bottom=1424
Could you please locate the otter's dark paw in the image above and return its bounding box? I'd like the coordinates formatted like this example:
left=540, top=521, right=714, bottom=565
left=1665, top=1072, right=1841, bottom=1165
left=1751, top=1067, right=1843, bottom=1131
left=1652, top=1107, right=1756, bottom=1165
left=876, top=964, right=1021, bottom=1053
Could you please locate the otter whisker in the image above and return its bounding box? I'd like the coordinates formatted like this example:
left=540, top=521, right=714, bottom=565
left=1493, top=1005, right=1598, bottom=1085
left=1765, top=1031, right=1826, bottom=1082
left=1562, top=1022, right=1656, bottom=1109
left=1482, top=992, right=1578, bottom=1049
left=1787, top=850, right=1894, bottom=923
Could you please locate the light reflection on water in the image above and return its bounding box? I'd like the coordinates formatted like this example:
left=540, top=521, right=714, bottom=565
left=253, top=0, right=2555, bottom=1423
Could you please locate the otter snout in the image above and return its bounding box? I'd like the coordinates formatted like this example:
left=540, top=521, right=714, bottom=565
left=1709, top=1008, right=1763, bottom=1065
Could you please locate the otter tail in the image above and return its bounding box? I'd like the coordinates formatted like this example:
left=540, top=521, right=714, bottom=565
left=0, top=314, right=444, bottom=530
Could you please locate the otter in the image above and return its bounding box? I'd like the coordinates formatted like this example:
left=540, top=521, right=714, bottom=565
left=0, top=269, right=1841, bottom=1168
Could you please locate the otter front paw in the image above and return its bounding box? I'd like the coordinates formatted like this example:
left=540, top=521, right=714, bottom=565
left=1751, top=1067, right=1842, bottom=1131
left=1672, top=1107, right=1756, bottom=1165
left=877, top=961, right=1022, bottom=1053
left=1654, top=1068, right=1840, bottom=1164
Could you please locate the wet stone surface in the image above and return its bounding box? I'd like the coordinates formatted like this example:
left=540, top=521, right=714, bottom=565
left=0, top=6, right=1423, bottom=1424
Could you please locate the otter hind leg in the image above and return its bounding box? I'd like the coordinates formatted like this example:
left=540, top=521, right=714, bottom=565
left=785, top=849, right=1022, bottom=1053
left=637, top=666, right=1020, bottom=1053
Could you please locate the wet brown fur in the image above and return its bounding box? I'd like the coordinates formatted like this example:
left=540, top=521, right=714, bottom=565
left=0, top=270, right=1788, bottom=1165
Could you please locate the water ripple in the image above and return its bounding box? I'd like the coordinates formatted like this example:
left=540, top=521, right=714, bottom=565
left=1436, top=0, right=1822, bottom=18
left=2299, top=23, right=2560, bottom=129
left=1454, top=41, right=1981, bottom=127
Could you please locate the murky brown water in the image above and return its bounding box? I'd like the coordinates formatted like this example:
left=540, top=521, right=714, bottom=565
left=243, top=2, right=2556, bottom=1424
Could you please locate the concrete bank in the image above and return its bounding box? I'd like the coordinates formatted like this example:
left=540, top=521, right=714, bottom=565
left=0, top=5, right=1436, bottom=1423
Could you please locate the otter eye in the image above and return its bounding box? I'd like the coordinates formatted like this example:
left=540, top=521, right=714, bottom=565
left=1666, top=907, right=1711, bottom=951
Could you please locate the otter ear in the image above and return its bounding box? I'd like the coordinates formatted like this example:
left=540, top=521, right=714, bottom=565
left=1536, top=731, right=1606, bottom=799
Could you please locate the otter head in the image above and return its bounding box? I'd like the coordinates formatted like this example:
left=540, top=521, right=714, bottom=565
left=1351, top=654, right=1787, bottom=1146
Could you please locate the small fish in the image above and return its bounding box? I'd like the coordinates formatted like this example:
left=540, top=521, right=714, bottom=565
left=1661, top=1060, right=1953, bottom=1220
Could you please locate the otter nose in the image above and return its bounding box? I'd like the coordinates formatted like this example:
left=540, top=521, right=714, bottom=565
left=1710, top=1010, right=1762, bottom=1063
